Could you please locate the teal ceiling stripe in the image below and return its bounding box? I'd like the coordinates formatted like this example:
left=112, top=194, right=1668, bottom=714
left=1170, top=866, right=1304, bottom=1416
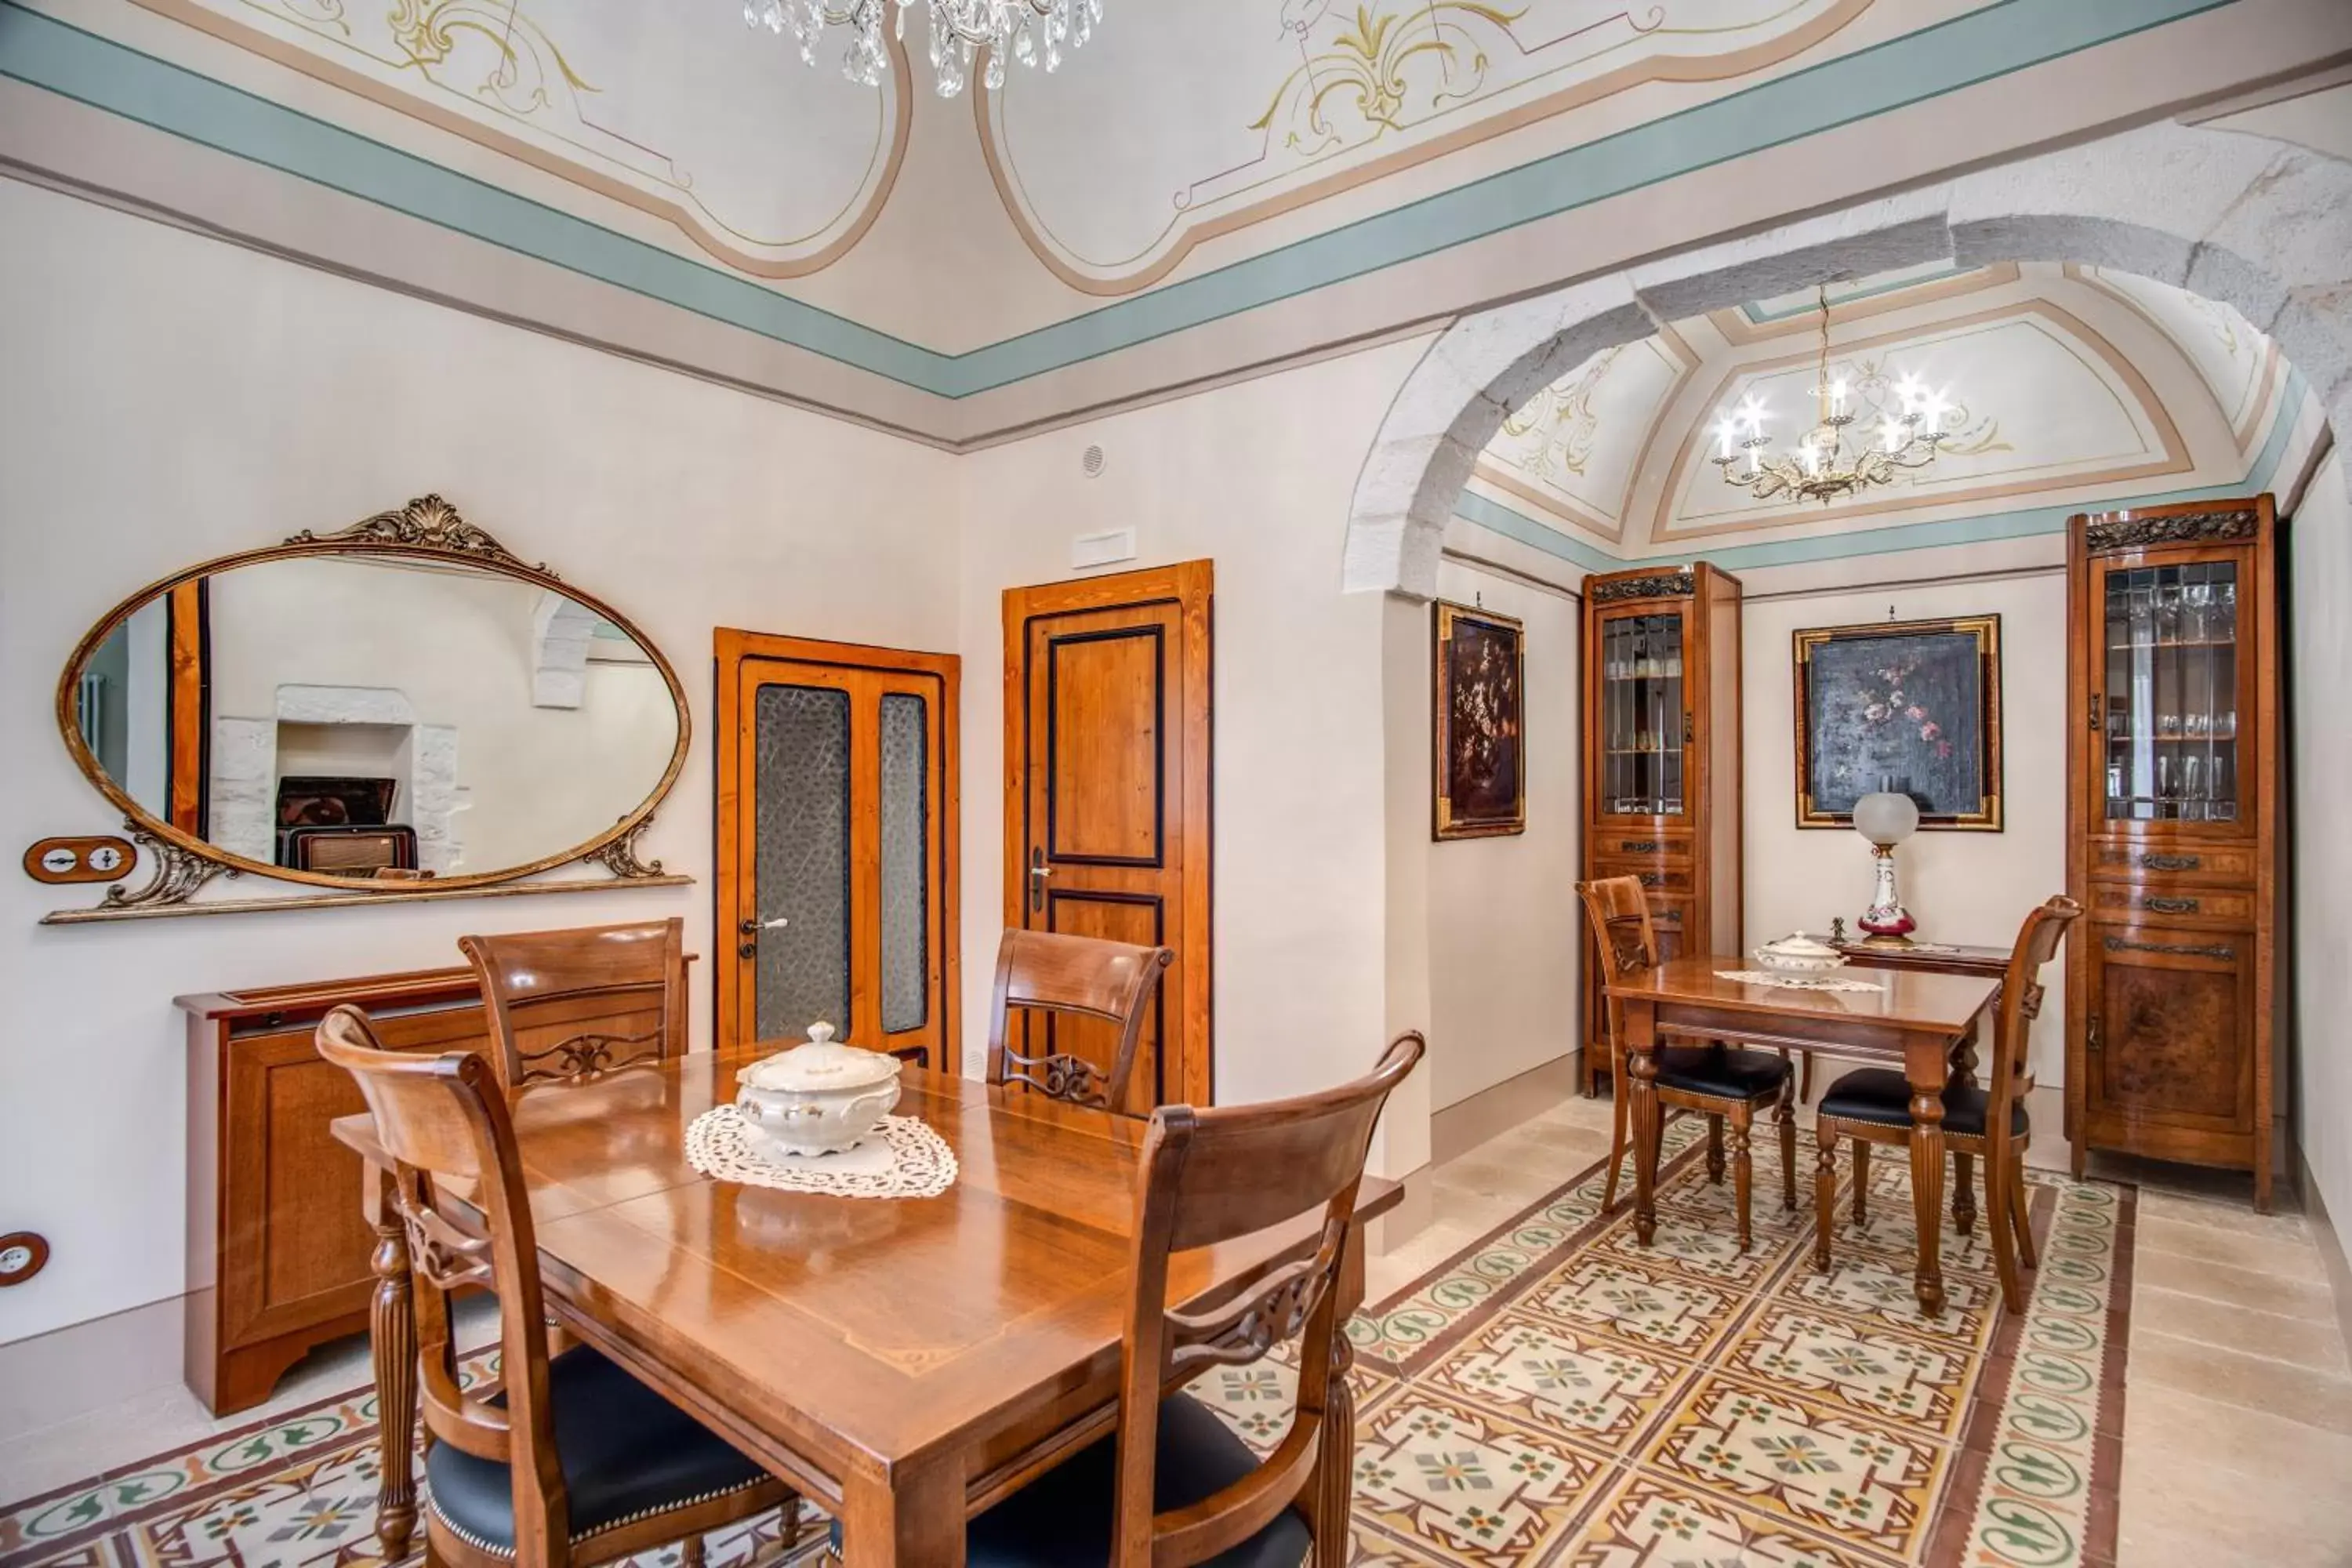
left=1455, top=365, right=2310, bottom=575
left=1454, top=490, right=1623, bottom=573
left=0, top=0, right=2233, bottom=397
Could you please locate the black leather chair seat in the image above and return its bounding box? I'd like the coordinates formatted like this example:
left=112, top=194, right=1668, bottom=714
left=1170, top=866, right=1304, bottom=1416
left=425, top=1346, right=771, bottom=1557
left=829, top=1392, right=1309, bottom=1568
left=1652, top=1044, right=1790, bottom=1102
left=1818, top=1068, right=2028, bottom=1138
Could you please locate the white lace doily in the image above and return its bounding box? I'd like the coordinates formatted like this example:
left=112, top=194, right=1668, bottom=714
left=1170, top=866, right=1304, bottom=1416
left=684, top=1106, right=959, bottom=1199
left=1716, top=969, right=1887, bottom=993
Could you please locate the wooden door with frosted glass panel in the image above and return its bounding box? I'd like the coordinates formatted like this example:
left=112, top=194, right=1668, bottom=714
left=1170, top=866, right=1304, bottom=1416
left=716, top=632, right=958, bottom=1065
left=1004, top=563, right=1211, bottom=1115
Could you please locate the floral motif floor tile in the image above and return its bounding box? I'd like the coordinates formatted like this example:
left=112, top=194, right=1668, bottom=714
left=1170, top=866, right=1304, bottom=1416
left=1595, top=1202, right=1787, bottom=1289
left=1422, top=1311, right=1695, bottom=1446
left=1644, top=1374, right=1945, bottom=1556
left=1560, top=1469, right=1893, bottom=1568
left=1779, top=1248, right=1997, bottom=1345
left=1722, top=1305, right=1975, bottom=1437
left=1526, top=1254, right=1742, bottom=1356
left=1350, top=1394, right=1609, bottom=1567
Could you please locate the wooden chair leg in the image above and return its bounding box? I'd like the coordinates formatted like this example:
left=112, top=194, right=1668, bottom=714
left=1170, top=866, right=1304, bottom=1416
left=1602, top=1048, right=1630, bottom=1215
left=1730, top=1117, right=1755, bottom=1253
left=680, top=1534, right=706, bottom=1568
left=1706, top=1113, right=1726, bottom=1185
left=1777, top=1086, right=1798, bottom=1212
left=1986, top=1154, right=2026, bottom=1316
left=1799, top=1051, right=1813, bottom=1104
left=1953, top=1152, right=1977, bottom=1237
left=1812, top=1122, right=1838, bottom=1272
left=1851, top=1139, right=1870, bottom=1226
left=2009, top=1153, right=2038, bottom=1270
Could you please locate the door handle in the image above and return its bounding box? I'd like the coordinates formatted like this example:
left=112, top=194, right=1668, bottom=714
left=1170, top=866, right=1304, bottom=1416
left=1029, top=848, right=1051, bottom=913
left=740, top=916, right=789, bottom=933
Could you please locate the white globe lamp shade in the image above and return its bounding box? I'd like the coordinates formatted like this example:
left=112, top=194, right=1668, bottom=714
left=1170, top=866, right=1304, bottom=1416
left=1853, top=791, right=1921, bottom=847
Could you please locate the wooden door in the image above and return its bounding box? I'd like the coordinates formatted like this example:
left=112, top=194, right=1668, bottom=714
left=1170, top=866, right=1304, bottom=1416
left=1004, top=563, right=1212, bottom=1112
left=716, top=633, right=959, bottom=1065
left=2083, top=924, right=2256, bottom=1149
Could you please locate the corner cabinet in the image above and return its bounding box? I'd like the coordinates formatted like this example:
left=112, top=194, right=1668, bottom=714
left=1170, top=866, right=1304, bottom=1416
left=1579, top=564, right=1744, bottom=1094
left=2065, top=496, right=2282, bottom=1209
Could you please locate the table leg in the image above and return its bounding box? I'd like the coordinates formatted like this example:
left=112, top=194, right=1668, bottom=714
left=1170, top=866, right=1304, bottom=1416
left=1907, top=1087, right=1947, bottom=1318
left=840, top=1454, right=965, bottom=1566
left=1625, top=1000, right=1661, bottom=1247
left=363, top=1165, right=419, bottom=1560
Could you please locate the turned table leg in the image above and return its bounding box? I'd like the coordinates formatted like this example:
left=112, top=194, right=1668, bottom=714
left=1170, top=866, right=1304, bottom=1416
left=1625, top=1002, right=1661, bottom=1247
left=1907, top=1090, right=1947, bottom=1318
left=365, top=1165, right=420, bottom=1560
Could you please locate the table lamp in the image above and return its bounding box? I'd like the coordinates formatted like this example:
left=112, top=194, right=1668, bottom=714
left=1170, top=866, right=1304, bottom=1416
left=1853, top=790, right=1920, bottom=946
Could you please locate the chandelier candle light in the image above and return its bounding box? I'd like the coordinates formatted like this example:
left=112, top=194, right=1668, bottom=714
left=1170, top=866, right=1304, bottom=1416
left=1713, top=285, right=1955, bottom=504
left=743, top=0, right=1101, bottom=95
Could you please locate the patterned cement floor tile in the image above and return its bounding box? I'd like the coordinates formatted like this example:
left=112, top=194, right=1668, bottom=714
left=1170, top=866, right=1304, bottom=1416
left=1592, top=1203, right=1791, bottom=1290
left=1524, top=1252, right=1745, bottom=1358
left=1643, top=1374, right=1947, bottom=1558
left=1420, top=1309, right=1697, bottom=1449
left=1719, top=1305, right=1976, bottom=1439
left=1, top=1132, right=2130, bottom=1568
left=1560, top=1468, right=1897, bottom=1568
left=1349, top=1392, right=1613, bottom=1568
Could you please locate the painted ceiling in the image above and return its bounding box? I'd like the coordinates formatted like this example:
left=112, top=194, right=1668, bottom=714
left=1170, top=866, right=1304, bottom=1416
left=3, top=0, right=2339, bottom=441
left=1460, top=260, right=2303, bottom=569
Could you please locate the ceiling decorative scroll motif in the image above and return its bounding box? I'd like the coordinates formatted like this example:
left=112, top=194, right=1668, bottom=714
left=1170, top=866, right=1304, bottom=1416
left=127, top=0, right=909, bottom=278
left=982, top=0, right=1866, bottom=292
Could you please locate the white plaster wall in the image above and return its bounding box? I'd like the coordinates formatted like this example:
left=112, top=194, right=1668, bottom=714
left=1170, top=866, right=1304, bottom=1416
left=1425, top=561, right=1581, bottom=1112
left=0, top=180, right=960, bottom=1344
left=952, top=338, right=1435, bottom=1169
left=2288, top=449, right=2352, bottom=1259
left=202, top=559, right=678, bottom=873
left=1740, top=555, right=2072, bottom=1090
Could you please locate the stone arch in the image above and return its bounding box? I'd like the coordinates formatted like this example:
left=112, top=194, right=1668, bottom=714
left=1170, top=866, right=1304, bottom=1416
left=1343, top=121, right=2352, bottom=597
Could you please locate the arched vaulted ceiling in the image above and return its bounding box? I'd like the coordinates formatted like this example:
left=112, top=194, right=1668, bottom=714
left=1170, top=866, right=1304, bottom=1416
left=1461, top=261, right=2300, bottom=565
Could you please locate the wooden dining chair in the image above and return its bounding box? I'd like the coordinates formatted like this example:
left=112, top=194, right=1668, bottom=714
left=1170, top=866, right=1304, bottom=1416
left=316, top=1005, right=796, bottom=1568
left=987, top=927, right=1176, bottom=1112
left=1577, top=877, right=1796, bottom=1250
left=953, top=1031, right=1424, bottom=1567
left=459, top=920, right=688, bottom=1091
left=1811, top=895, right=2082, bottom=1314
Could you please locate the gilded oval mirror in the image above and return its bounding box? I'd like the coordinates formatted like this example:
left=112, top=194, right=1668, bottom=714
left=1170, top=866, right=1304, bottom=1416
left=56, top=497, right=688, bottom=895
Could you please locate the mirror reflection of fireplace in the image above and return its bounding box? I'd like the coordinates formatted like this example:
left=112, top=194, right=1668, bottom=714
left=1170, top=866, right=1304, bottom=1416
left=273, top=775, right=419, bottom=876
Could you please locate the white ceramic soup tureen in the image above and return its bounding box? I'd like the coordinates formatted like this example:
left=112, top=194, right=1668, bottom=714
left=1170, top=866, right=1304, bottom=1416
left=1751, top=931, right=1848, bottom=973
left=734, top=1023, right=902, bottom=1156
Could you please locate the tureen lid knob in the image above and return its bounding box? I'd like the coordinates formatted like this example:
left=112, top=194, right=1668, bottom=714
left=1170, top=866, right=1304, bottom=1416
left=807, top=1022, right=836, bottom=1045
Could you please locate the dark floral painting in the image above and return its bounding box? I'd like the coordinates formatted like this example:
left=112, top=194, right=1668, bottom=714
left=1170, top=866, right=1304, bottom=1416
left=1793, top=615, right=2003, bottom=830
left=1433, top=601, right=1525, bottom=839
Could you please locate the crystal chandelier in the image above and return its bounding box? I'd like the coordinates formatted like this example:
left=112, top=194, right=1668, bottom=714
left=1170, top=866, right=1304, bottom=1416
left=1711, top=285, right=1954, bottom=505
left=742, top=0, right=1102, bottom=96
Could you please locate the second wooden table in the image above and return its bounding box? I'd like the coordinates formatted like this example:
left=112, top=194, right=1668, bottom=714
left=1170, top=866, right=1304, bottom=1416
left=1605, top=956, right=1998, bottom=1316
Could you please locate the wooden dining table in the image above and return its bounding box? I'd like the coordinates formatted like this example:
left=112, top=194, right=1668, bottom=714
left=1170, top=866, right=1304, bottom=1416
left=1605, top=956, right=1999, bottom=1316
left=331, top=1054, right=1396, bottom=1566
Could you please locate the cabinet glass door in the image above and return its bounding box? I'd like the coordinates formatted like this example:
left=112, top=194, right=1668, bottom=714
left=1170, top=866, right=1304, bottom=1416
left=2097, top=559, right=2244, bottom=824
left=1599, top=610, right=1686, bottom=815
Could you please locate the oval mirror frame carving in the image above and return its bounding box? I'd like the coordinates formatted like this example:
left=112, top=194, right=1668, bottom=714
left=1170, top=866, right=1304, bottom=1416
left=53, top=495, right=691, bottom=905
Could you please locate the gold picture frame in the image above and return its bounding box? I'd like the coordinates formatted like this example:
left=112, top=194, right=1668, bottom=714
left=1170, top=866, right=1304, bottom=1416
left=1793, top=614, right=2003, bottom=830
left=1433, top=601, right=1526, bottom=840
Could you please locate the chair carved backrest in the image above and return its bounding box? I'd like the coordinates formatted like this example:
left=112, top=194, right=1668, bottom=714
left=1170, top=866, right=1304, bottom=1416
left=315, top=1006, right=572, bottom=1563
left=986, top=929, right=1175, bottom=1111
left=1110, top=1033, right=1424, bottom=1566
left=1575, top=877, right=1660, bottom=1061
left=1984, top=895, right=2082, bottom=1161
left=460, top=920, right=688, bottom=1091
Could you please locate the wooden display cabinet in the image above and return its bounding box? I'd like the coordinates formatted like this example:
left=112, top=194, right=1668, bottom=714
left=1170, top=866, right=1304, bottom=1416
left=2064, top=495, right=2282, bottom=1209
left=178, top=963, right=686, bottom=1414
left=1579, top=564, right=1743, bottom=1094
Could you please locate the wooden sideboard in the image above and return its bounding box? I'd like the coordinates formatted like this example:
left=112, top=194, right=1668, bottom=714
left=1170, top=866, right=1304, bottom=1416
left=177, top=962, right=688, bottom=1414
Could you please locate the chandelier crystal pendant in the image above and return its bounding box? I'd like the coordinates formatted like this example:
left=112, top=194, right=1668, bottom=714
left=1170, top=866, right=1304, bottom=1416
left=1711, top=285, right=1955, bottom=505
left=742, top=0, right=1102, bottom=96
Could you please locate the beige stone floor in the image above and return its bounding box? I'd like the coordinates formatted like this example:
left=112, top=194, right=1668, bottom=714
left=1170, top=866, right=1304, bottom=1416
left=5, top=1092, right=2349, bottom=1566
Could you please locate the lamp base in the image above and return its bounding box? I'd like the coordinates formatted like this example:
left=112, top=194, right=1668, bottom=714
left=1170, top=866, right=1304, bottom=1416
left=1856, top=931, right=1917, bottom=949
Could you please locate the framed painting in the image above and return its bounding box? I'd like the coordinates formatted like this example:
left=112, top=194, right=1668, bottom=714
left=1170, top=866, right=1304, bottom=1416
left=1433, top=601, right=1525, bottom=840
left=1794, top=615, right=2003, bottom=830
